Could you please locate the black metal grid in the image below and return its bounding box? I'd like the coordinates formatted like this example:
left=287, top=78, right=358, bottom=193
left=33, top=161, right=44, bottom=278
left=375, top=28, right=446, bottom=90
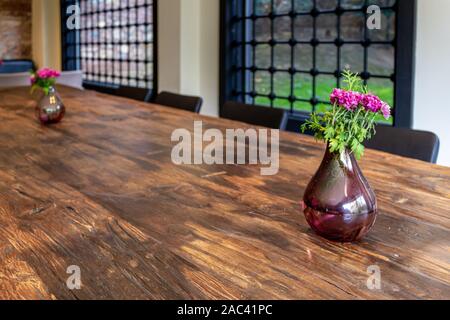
left=61, top=0, right=156, bottom=94
left=224, top=0, right=398, bottom=121
left=61, top=0, right=81, bottom=72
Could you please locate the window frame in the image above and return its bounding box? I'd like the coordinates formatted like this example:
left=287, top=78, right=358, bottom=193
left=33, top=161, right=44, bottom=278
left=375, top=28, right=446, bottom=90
left=219, top=0, right=416, bottom=129
left=60, top=0, right=158, bottom=101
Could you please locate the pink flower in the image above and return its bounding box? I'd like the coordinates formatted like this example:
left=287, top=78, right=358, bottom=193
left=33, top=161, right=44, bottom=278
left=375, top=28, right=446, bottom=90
left=330, top=88, right=362, bottom=111
left=330, top=88, right=344, bottom=105
left=361, top=94, right=383, bottom=113
left=344, top=91, right=363, bottom=110
left=381, top=102, right=391, bottom=120
left=36, top=67, right=60, bottom=79
left=30, top=74, right=36, bottom=84
left=330, top=88, right=391, bottom=117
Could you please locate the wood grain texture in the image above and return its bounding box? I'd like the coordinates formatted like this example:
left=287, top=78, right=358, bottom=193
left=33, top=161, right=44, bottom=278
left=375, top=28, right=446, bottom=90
left=0, top=86, right=449, bottom=300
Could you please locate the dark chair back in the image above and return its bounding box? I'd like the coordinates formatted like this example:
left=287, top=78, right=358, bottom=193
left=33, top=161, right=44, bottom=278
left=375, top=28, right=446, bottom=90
left=82, top=82, right=152, bottom=101
left=221, top=101, right=288, bottom=130
left=365, top=126, right=440, bottom=163
left=153, top=91, right=203, bottom=113
left=116, top=86, right=152, bottom=101
left=0, top=59, right=35, bottom=74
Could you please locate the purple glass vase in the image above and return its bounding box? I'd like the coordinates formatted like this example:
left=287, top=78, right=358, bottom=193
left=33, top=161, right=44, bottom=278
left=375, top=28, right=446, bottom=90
left=35, top=86, right=65, bottom=125
left=302, top=145, right=378, bottom=242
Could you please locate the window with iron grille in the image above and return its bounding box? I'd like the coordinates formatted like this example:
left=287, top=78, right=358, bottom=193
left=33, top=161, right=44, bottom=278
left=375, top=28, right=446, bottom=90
left=61, top=0, right=157, bottom=99
left=220, top=0, right=416, bottom=129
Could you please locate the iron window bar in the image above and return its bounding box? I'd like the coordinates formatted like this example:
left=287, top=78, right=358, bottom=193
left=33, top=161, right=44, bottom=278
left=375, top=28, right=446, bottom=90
left=61, top=0, right=157, bottom=100
left=220, top=0, right=412, bottom=128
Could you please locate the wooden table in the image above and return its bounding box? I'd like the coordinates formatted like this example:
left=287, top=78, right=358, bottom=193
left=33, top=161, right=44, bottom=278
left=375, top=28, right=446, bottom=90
left=0, top=86, right=449, bottom=300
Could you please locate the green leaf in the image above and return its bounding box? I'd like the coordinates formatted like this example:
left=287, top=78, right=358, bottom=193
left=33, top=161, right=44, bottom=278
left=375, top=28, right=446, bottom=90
left=324, top=127, right=335, bottom=140
left=300, top=70, right=379, bottom=160
left=300, top=123, right=307, bottom=133
left=357, top=128, right=367, bottom=142
left=329, top=139, right=339, bottom=153
left=352, top=142, right=365, bottom=160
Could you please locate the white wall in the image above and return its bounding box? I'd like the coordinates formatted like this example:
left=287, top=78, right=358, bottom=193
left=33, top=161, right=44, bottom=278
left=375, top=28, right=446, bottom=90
left=158, top=0, right=219, bottom=116
left=414, top=0, right=450, bottom=166
left=198, top=0, right=220, bottom=117
left=32, top=0, right=61, bottom=70
left=180, top=0, right=201, bottom=95
left=157, top=0, right=181, bottom=93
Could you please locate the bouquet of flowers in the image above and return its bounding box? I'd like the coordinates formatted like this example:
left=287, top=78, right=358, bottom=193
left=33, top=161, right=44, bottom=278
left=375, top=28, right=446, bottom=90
left=30, top=68, right=61, bottom=95
left=301, top=70, right=391, bottom=159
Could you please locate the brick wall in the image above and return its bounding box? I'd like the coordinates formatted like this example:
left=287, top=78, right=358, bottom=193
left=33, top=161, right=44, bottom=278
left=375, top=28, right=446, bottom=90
left=0, top=0, right=32, bottom=59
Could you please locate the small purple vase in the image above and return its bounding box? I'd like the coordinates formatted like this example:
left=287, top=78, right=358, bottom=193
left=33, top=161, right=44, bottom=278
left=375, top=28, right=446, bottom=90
left=35, top=86, right=65, bottom=125
left=302, top=145, right=378, bottom=242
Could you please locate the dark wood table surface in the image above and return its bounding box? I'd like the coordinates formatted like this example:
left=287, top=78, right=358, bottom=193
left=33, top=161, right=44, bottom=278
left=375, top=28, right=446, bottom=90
left=0, top=86, right=449, bottom=300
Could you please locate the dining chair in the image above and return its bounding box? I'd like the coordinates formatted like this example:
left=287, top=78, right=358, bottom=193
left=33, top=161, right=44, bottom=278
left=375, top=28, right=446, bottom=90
left=116, top=87, right=151, bottom=101
left=82, top=82, right=152, bottom=101
left=364, top=125, right=440, bottom=163
left=57, top=70, right=84, bottom=89
left=221, top=101, right=288, bottom=130
left=153, top=91, right=203, bottom=113
left=0, top=72, right=31, bottom=89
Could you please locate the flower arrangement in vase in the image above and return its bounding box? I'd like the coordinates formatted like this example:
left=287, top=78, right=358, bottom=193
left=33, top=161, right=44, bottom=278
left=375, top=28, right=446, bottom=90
left=30, top=68, right=65, bottom=125
left=301, top=70, right=391, bottom=242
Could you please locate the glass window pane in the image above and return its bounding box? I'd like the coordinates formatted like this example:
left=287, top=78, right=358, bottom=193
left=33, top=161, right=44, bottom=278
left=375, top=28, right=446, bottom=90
left=367, top=78, right=394, bottom=107
left=294, top=0, right=313, bottom=13
left=219, top=0, right=398, bottom=122
left=316, top=74, right=336, bottom=101
left=341, top=45, right=364, bottom=73
left=317, top=0, right=338, bottom=11
left=316, top=14, right=337, bottom=41
left=317, top=44, right=337, bottom=72
left=294, top=74, right=313, bottom=100
left=294, top=16, right=313, bottom=41
left=274, top=45, right=291, bottom=69
left=341, top=0, right=365, bottom=9
left=368, top=9, right=396, bottom=41
left=274, top=72, right=291, bottom=97
left=341, top=12, right=365, bottom=41
left=71, top=1, right=155, bottom=88
left=255, top=18, right=271, bottom=42
left=274, top=98, right=291, bottom=110
left=255, top=0, right=272, bottom=16
left=255, top=71, right=270, bottom=95
left=274, top=0, right=291, bottom=14
left=274, top=17, right=291, bottom=41
left=368, top=45, right=395, bottom=76
left=294, top=45, right=313, bottom=71
left=255, top=45, right=271, bottom=69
